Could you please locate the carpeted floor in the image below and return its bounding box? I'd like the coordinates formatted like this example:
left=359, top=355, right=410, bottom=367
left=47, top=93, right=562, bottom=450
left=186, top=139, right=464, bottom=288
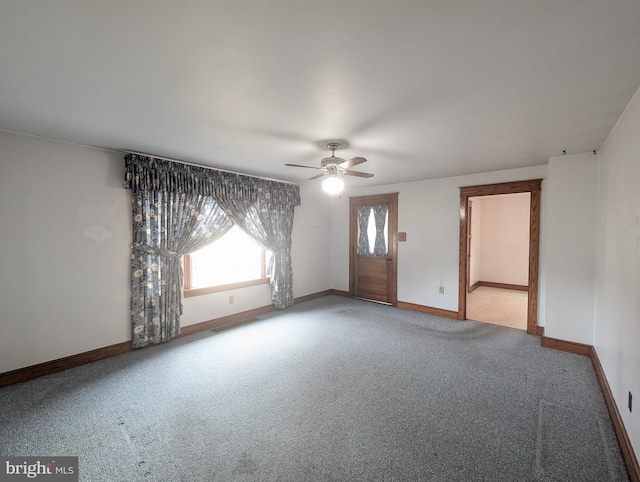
left=0, top=296, right=628, bottom=481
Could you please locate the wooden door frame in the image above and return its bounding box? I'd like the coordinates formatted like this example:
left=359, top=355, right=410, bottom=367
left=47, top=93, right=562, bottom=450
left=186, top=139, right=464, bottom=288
left=466, top=201, right=473, bottom=293
left=458, top=180, right=543, bottom=335
left=349, top=193, right=399, bottom=306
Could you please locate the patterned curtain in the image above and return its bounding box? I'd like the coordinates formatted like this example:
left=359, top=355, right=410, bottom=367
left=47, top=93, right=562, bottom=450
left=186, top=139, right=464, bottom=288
left=357, top=206, right=371, bottom=255
left=130, top=191, right=233, bottom=348
left=216, top=179, right=296, bottom=309
left=124, top=154, right=301, bottom=346
left=373, top=204, right=388, bottom=256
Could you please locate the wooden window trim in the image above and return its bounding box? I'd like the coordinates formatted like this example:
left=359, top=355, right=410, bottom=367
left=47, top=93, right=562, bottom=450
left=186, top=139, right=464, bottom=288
left=184, top=276, right=270, bottom=298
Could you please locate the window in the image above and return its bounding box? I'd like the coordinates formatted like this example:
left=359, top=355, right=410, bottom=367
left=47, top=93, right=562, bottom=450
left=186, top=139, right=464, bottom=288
left=184, top=225, right=270, bottom=297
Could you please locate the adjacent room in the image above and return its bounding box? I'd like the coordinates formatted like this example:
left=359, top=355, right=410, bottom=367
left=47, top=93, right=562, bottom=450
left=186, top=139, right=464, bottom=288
left=466, top=193, right=531, bottom=330
left=1, top=1, right=639, bottom=480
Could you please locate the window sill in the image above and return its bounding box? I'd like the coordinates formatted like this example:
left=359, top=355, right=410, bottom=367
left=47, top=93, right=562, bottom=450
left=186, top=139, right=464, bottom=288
left=184, top=278, right=270, bottom=298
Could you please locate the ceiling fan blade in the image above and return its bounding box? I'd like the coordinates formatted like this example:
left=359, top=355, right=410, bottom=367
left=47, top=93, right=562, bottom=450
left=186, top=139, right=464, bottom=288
left=338, top=156, right=367, bottom=169
left=285, top=163, right=322, bottom=170
left=308, top=172, right=328, bottom=180
left=342, top=169, right=374, bottom=178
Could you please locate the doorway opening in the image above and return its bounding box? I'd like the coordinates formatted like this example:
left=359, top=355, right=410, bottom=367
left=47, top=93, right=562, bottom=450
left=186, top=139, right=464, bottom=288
left=466, top=193, right=530, bottom=330
left=458, top=180, right=543, bottom=335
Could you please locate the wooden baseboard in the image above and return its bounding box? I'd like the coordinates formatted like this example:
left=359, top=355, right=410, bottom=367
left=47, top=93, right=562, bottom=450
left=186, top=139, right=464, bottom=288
left=541, top=336, right=592, bottom=356
left=181, top=288, right=337, bottom=334
left=591, top=348, right=640, bottom=482
left=397, top=301, right=459, bottom=320
left=0, top=341, right=133, bottom=388
left=532, top=326, right=545, bottom=337
left=180, top=304, right=275, bottom=336
left=329, top=289, right=350, bottom=297
left=294, top=289, right=334, bottom=304
left=468, top=281, right=481, bottom=293
left=476, top=281, right=529, bottom=291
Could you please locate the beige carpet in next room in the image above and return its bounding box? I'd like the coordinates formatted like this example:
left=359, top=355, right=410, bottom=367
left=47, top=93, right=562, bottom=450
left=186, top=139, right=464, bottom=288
left=466, top=286, right=528, bottom=330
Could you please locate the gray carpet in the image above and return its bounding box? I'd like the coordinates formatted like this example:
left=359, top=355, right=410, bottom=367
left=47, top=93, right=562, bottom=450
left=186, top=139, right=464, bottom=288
left=0, top=296, right=628, bottom=481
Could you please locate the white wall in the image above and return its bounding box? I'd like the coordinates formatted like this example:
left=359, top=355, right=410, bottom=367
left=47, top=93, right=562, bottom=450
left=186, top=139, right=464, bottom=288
left=290, top=187, right=333, bottom=297
left=0, top=130, right=332, bottom=373
left=0, top=131, right=131, bottom=373
left=472, top=193, right=530, bottom=286
left=543, top=153, right=598, bottom=344
left=594, top=86, right=640, bottom=455
left=331, top=165, right=548, bottom=312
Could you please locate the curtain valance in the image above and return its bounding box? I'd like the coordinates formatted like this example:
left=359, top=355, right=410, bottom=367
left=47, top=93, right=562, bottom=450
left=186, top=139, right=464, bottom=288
left=123, top=153, right=301, bottom=207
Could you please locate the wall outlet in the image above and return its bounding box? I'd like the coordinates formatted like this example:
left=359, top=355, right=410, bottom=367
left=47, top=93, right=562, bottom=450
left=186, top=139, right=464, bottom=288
left=439, top=286, right=445, bottom=294
left=229, top=295, right=234, bottom=304
left=629, top=391, right=633, bottom=412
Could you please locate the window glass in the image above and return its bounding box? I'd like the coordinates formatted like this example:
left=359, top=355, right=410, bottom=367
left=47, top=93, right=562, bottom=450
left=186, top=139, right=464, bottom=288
left=364, top=206, right=389, bottom=256
left=189, top=225, right=265, bottom=288
left=366, top=208, right=376, bottom=254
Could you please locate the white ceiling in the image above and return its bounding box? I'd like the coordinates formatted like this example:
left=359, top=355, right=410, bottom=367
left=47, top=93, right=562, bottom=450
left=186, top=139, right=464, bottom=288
left=1, top=1, right=639, bottom=188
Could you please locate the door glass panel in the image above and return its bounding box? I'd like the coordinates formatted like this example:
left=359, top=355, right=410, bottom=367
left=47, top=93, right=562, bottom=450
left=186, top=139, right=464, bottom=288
left=366, top=209, right=376, bottom=254
left=357, top=204, right=389, bottom=256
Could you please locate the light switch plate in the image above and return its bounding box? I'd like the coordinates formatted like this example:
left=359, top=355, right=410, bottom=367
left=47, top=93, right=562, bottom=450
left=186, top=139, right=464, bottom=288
left=399, top=232, right=407, bottom=242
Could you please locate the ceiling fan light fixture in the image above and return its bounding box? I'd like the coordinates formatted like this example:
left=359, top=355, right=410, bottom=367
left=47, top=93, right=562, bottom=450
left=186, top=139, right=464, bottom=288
left=284, top=140, right=372, bottom=194
left=322, top=175, right=344, bottom=195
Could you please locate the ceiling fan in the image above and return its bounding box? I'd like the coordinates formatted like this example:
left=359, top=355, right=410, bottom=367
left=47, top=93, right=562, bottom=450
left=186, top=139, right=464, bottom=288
left=285, top=142, right=373, bottom=194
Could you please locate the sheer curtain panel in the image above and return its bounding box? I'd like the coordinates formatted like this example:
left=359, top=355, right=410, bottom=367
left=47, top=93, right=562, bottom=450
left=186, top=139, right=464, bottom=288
left=372, top=204, right=388, bottom=256
left=215, top=183, right=296, bottom=309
